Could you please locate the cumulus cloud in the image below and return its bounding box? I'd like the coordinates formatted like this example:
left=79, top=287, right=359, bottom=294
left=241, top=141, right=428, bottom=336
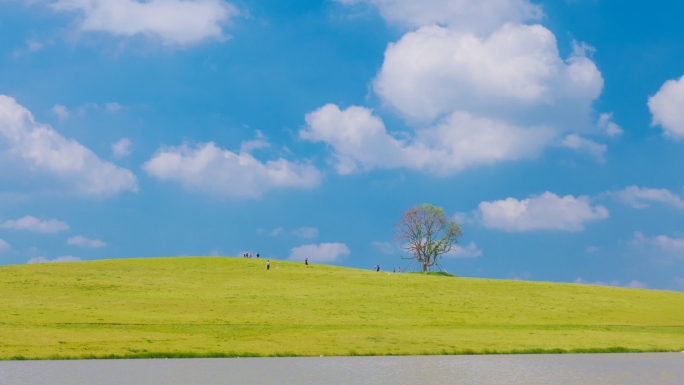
left=27, top=256, right=81, bottom=264
left=561, top=134, right=606, bottom=163
left=264, top=227, right=319, bottom=238
left=13, top=39, right=45, bottom=57
left=50, top=0, right=240, bottom=46
left=51, top=104, right=69, bottom=119
left=67, top=235, right=106, bottom=248
left=648, top=75, right=684, bottom=139
left=476, top=192, right=609, bottom=232
left=630, top=232, right=684, bottom=258
left=611, top=186, right=684, bottom=209
left=267, top=227, right=285, bottom=236
left=0, top=96, right=139, bottom=197
left=573, top=277, right=619, bottom=287
left=27, top=40, right=44, bottom=52
left=573, top=277, right=646, bottom=289
left=337, top=0, right=542, bottom=35
left=372, top=241, right=397, bottom=255
left=289, top=243, right=350, bottom=263
left=317, top=0, right=606, bottom=175
left=142, top=141, right=322, bottom=198
left=625, top=280, right=647, bottom=289
left=105, top=102, right=122, bottom=113
left=596, top=113, right=623, bottom=137
left=112, top=138, right=133, bottom=159
left=444, top=241, right=482, bottom=258
left=373, top=24, right=603, bottom=123
left=302, top=104, right=554, bottom=175
left=0, top=239, right=10, bottom=252
left=291, top=227, right=319, bottom=239
left=1, top=216, right=69, bottom=233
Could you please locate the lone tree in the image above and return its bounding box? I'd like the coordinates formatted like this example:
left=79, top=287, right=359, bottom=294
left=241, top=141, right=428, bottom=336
left=394, top=204, right=463, bottom=272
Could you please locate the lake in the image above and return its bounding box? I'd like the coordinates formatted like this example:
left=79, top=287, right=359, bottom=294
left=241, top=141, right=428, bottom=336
left=1, top=353, right=682, bottom=385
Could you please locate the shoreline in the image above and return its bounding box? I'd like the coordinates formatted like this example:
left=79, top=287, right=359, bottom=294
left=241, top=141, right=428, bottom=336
left=4, top=347, right=681, bottom=361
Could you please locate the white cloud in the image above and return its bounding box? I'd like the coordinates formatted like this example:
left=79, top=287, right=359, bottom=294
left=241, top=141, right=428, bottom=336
left=0, top=96, right=139, bottom=197
left=573, top=277, right=645, bottom=289
left=13, top=39, right=45, bottom=57
left=453, top=212, right=477, bottom=226
left=585, top=246, right=599, bottom=253
left=312, top=2, right=606, bottom=176
left=27, top=256, right=81, bottom=264
left=630, top=232, right=684, bottom=257
left=302, top=104, right=554, bottom=175
left=444, top=242, right=482, bottom=258
left=1, top=216, right=69, bottom=233
left=67, top=235, right=106, bottom=248
left=289, top=243, right=350, bottom=263
left=112, top=138, right=133, bottom=159
left=142, top=141, right=322, bottom=198
left=373, top=24, right=603, bottom=123
left=105, top=102, right=122, bottom=112
left=611, top=186, right=684, bottom=209
left=477, top=192, right=609, bottom=232
left=240, top=130, right=269, bottom=153
left=372, top=241, right=397, bottom=255
left=648, top=75, right=684, bottom=139
left=561, top=134, right=606, bottom=163
left=52, top=104, right=70, bottom=119
left=27, top=40, right=44, bottom=51
left=291, top=227, right=319, bottom=239
left=50, top=0, right=240, bottom=46
left=573, top=277, right=620, bottom=287
left=266, top=227, right=318, bottom=238
left=269, top=227, right=285, bottom=236
left=337, top=0, right=542, bottom=36
left=0, top=239, right=10, bottom=252
left=625, top=280, right=647, bottom=289
left=596, top=113, right=623, bottom=137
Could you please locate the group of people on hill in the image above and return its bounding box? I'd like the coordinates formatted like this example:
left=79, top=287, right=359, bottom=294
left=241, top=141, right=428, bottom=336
left=243, top=252, right=260, bottom=258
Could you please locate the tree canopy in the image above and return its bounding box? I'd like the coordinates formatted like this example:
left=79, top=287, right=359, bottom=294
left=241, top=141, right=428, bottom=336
left=394, top=204, right=463, bottom=272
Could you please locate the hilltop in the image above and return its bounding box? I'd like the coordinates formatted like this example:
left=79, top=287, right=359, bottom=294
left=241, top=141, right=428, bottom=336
left=1, top=257, right=683, bottom=359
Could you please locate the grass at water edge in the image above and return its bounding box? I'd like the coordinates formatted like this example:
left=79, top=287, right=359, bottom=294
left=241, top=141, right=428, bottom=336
left=6, top=347, right=681, bottom=361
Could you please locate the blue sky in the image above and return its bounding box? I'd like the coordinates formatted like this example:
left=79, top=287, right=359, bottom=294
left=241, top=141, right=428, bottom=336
left=1, top=0, right=684, bottom=291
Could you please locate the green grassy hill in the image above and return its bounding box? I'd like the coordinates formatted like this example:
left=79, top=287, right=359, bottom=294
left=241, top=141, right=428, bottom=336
left=1, top=257, right=683, bottom=359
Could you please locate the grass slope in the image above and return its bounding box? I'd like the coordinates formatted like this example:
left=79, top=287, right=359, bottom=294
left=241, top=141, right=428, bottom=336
left=1, top=257, right=683, bottom=359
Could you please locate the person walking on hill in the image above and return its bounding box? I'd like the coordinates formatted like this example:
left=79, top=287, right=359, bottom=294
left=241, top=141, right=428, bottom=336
left=256, top=253, right=260, bottom=259
left=267, top=260, right=270, bottom=270
left=305, top=258, right=309, bottom=268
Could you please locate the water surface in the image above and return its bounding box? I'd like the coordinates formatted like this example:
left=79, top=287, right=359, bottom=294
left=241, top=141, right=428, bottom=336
left=1, top=353, right=682, bottom=385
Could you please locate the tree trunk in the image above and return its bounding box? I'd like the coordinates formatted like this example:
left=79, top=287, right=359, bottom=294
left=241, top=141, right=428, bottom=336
left=422, top=261, right=428, bottom=273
